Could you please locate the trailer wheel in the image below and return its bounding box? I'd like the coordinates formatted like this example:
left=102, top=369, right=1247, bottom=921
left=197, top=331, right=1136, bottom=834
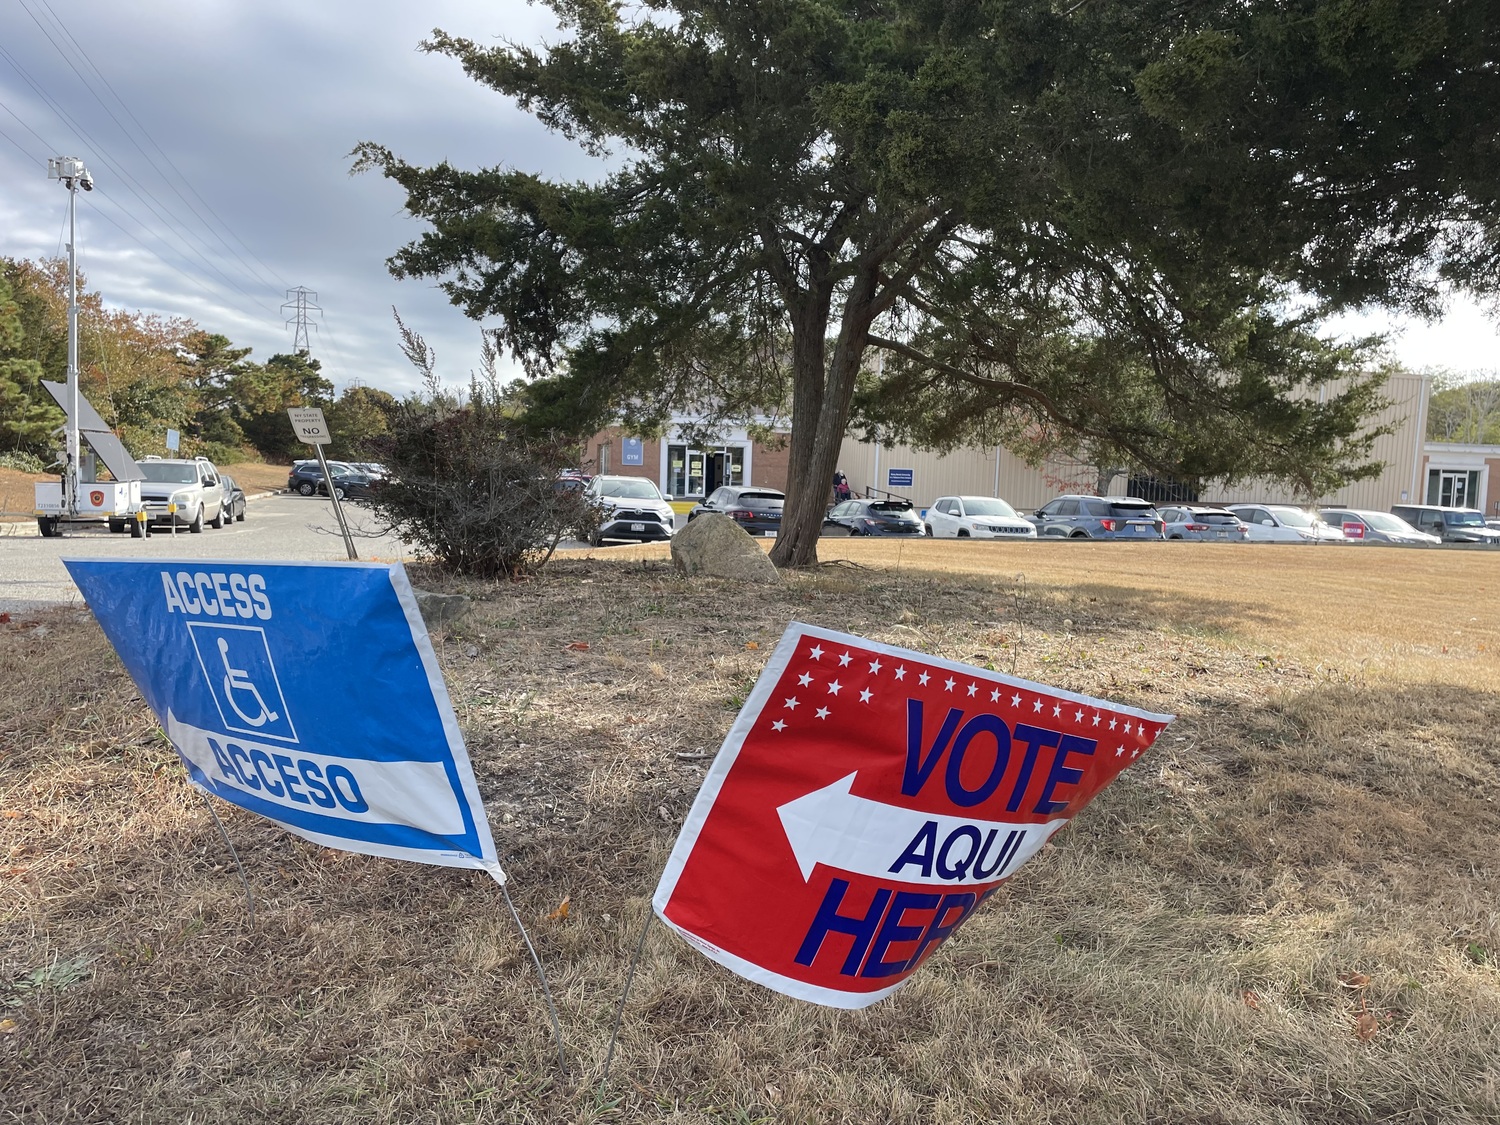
left=37, top=517, right=59, bottom=538
left=108, top=519, right=125, bottom=533
left=129, top=517, right=145, bottom=539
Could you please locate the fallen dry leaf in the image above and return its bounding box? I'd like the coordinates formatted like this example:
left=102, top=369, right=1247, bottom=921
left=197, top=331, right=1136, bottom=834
left=1354, top=1011, right=1379, bottom=1041
left=1339, top=972, right=1371, bottom=990
left=0, top=1018, right=17, bottom=1034
left=546, top=895, right=570, bottom=922
left=1241, top=990, right=1261, bottom=1010
left=566, top=641, right=590, bottom=651
left=745, top=641, right=760, bottom=650
left=1, top=810, right=22, bottom=820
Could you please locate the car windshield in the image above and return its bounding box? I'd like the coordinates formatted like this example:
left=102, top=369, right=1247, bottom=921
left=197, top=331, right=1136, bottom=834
left=138, top=462, right=198, bottom=484
left=1106, top=501, right=1155, bottom=514
left=1195, top=512, right=1239, bottom=524
left=1445, top=511, right=1485, bottom=526
left=737, top=491, right=784, bottom=506
left=963, top=498, right=1018, bottom=517
left=870, top=501, right=914, bottom=514
left=1269, top=507, right=1317, bottom=528
left=602, top=479, right=662, bottom=500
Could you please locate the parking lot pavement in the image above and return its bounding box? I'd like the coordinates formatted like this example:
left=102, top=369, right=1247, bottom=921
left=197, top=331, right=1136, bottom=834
left=0, top=493, right=415, bottom=613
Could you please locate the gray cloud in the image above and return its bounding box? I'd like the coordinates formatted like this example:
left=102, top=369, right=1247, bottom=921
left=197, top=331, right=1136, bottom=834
left=2, top=0, right=1495, bottom=408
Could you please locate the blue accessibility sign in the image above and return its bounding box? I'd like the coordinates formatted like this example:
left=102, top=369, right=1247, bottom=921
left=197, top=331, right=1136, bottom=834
left=63, top=559, right=502, bottom=876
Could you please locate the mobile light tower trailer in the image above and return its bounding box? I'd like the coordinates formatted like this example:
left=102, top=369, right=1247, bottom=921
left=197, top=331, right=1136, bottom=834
left=32, top=156, right=148, bottom=539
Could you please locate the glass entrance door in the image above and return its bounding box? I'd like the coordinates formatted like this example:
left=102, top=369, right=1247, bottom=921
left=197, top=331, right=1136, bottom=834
left=1428, top=469, right=1478, bottom=507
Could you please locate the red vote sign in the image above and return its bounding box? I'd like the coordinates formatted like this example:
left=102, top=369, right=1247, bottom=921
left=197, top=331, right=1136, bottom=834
left=653, top=623, right=1173, bottom=1008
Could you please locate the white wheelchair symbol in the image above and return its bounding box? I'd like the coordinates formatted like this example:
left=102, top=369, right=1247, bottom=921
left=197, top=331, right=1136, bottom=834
left=187, top=622, right=298, bottom=744
left=217, top=636, right=279, bottom=727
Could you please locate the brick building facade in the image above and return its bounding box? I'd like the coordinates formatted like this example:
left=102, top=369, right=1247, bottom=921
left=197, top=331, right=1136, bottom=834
left=585, top=422, right=791, bottom=500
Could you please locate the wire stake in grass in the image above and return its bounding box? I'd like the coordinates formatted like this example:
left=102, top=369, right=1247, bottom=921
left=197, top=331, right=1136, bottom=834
left=492, top=868, right=568, bottom=1078
left=197, top=790, right=254, bottom=931
left=600, top=907, right=655, bottom=1089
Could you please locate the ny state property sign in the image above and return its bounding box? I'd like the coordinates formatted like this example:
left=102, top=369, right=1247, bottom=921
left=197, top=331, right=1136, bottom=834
left=654, top=623, right=1172, bottom=1008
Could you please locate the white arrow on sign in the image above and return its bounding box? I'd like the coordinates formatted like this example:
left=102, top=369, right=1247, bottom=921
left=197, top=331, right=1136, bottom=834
left=776, top=772, right=1067, bottom=887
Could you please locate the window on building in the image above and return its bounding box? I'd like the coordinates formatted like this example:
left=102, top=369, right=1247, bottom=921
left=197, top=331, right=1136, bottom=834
left=597, top=442, right=611, bottom=474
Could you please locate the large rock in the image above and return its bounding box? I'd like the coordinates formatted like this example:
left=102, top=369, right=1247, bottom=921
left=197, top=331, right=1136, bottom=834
left=671, top=513, right=782, bottom=584
left=412, top=588, right=472, bottom=628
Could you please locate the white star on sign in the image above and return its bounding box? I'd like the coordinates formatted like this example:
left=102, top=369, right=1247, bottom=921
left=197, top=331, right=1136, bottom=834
left=1122, top=721, right=1132, bottom=734
left=809, top=645, right=824, bottom=660
left=967, top=682, right=978, bottom=697
left=1011, top=693, right=1022, bottom=707
left=798, top=672, right=813, bottom=686
left=1032, top=698, right=1044, bottom=712
left=838, top=651, right=853, bottom=667
left=784, top=697, right=800, bottom=711
left=1115, top=745, right=1125, bottom=757
left=1130, top=748, right=1141, bottom=759
left=1075, top=709, right=1085, bottom=721
left=869, top=659, right=883, bottom=674
left=827, top=679, right=842, bottom=695
left=816, top=706, right=831, bottom=720
left=944, top=676, right=956, bottom=691
left=894, top=665, right=907, bottom=680
left=1109, top=717, right=1118, bottom=730
left=859, top=688, right=873, bottom=703
left=1052, top=703, right=1062, bottom=717
left=918, top=671, right=931, bottom=686
left=1092, top=713, right=1101, bottom=726
left=991, top=688, right=1001, bottom=702
left=772, top=720, right=787, bottom=732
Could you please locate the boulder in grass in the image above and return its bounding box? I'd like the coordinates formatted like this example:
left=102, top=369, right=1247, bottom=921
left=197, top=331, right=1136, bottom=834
left=412, top=588, right=472, bottom=628
left=671, top=513, right=781, bottom=584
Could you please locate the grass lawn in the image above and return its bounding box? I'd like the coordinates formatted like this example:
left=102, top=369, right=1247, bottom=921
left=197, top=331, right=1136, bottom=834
left=2, top=542, right=1497, bottom=1123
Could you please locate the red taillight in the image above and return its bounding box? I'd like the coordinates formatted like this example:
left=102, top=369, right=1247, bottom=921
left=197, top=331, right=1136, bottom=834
left=1185, top=523, right=1208, bottom=531
left=728, top=509, right=754, bottom=521
left=1099, top=518, right=1118, bottom=531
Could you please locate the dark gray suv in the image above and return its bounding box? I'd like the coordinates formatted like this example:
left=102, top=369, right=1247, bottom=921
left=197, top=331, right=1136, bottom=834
left=1390, top=504, right=1500, bottom=545
left=1029, top=495, right=1165, bottom=539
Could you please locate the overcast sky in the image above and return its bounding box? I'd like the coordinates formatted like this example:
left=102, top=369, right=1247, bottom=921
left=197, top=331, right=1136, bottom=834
left=2, top=0, right=1496, bottom=402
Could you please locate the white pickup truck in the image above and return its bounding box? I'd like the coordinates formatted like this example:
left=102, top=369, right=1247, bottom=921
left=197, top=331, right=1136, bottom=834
left=132, top=457, right=226, bottom=533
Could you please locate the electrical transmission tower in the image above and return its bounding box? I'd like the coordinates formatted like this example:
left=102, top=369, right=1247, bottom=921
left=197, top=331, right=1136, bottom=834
left=281, top=286, right=321, bottom=353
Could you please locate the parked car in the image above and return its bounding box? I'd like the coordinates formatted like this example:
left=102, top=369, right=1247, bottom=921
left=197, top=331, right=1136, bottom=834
left=1389, top=504, right=1500, bottom=546
left=1155, top=505, right=1248, bottom=542
left=287, top=460, right=378, bottom=501
left=822, top=498, right=925, bottom=536
left=1224, top=504, right=1345, bottom=543
left=585, top=475, right=676, bottom=544
left=1318, top=508, right=1438, bottom=546
left=688, top=486, right=785, bottom=536
left=132, top=456, right=226, bottom=532
left=219, top=474, right=247, bottom=523
left=1028, top=495, right=1165, bottom=539
left=924, top=496, right=1037, bottom=539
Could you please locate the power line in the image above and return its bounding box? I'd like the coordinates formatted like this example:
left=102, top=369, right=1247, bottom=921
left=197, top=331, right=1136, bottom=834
left=21, top=0, right=291, bottom=294
left=0, top=43, right=279, bottom=322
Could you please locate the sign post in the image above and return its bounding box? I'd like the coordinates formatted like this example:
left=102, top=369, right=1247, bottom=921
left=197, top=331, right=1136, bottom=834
left=287, top=407, right=357, bottom=560
left=653, top=623, right=1173, bottom=1007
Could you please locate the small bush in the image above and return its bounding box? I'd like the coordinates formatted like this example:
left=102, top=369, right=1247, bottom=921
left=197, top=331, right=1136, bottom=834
left=366, top=377, right=597, bottom=578
left=0, top=450, right=47, bottom=473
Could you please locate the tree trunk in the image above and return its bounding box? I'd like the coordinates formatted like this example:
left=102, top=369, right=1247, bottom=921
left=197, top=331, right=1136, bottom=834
left=770, top=270, right=879, bottom=568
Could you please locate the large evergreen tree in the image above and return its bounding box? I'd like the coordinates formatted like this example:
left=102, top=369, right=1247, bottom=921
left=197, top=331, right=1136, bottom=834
left=357, top=0, right=1500, bottom=565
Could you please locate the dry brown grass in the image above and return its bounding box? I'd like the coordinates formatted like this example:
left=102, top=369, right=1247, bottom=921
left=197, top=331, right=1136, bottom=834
left=220, top=462, right=295, bottom=494
left=3, top=547, right=1498, bottom=1123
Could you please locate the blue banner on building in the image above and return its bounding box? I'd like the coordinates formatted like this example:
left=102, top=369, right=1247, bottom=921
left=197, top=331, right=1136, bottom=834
left=621, top=437, right=644, bottom=466
left=64, top=559, right=502, bottom=877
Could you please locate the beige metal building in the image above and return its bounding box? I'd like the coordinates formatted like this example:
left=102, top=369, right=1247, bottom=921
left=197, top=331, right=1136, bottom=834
left=837, top=371, right=1432, bottom=512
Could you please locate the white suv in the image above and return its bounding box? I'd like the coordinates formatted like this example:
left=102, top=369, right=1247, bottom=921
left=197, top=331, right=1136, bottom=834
left=585, top=475, right=676, bottom=545
left=134, top=457, right=226, bottom=533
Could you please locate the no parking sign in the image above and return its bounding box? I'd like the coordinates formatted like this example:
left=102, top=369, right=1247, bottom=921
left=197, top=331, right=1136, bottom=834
left=653, top=624, right=1172, bottom=1007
